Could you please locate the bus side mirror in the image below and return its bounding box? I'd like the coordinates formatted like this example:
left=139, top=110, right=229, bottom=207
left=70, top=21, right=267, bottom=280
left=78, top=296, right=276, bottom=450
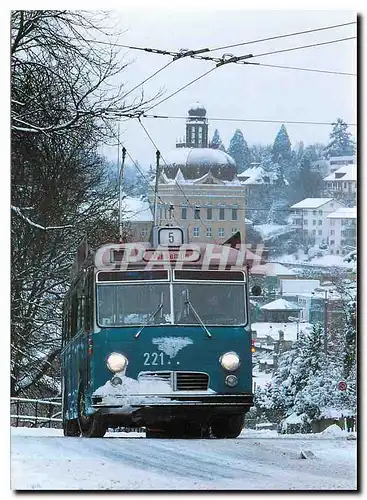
left=251, top=285, right=262, bottom=296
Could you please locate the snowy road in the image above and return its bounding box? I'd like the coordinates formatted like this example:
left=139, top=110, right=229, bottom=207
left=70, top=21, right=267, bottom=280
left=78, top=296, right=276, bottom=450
left=11, top=427, right=357, bottom=490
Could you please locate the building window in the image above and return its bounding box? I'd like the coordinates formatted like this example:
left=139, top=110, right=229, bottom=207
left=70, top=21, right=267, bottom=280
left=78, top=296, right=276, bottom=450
left=318, top=230, right=322, bottom=235
left=313, top=230, right=316, bottom=235
left=198, top=127, right=203, bottom=146
left=219, top=207, right=225, bottom=221
left=206, top=227, right=212, bottom=238
left=194, top=205, right=200, bottom=219
left=336, top=249, right=340, bottom=255
left=330, top=219, right=335, bottom=226
left=318, top=220, right=322, bottom=225
left=330, top=240, right=335, bottom=245
left=192, top=227, right=200, bottom=238
left=232, top=208, right=238, bottom=221
left=181, top=205, right=187, bottom=220
left=217, top=228, right=225, bottom=237
left=206, top=207, right=212, bottom=220
left=330, top=230, right=335, bottom=236
left=319, top=210, right=323, bottom=216
left=313, top=210, right=317, bottom=216
left=313, top=220, right=316, bottom=226
left=303, top=220, right=308, bottom=226
left=191, top=128, right=195, bottom=143
left=232, top=227, right=238, bottom=235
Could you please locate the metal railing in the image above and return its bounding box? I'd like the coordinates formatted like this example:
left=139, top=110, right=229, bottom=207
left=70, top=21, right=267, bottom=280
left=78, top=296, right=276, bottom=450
left=11, top=397, right=62, bottom=428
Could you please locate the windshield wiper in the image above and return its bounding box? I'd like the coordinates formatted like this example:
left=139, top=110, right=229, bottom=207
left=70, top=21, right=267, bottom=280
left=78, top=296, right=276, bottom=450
left=134, top=293, right=164, bottom=339
left=184, top=290, right=212, bottom=338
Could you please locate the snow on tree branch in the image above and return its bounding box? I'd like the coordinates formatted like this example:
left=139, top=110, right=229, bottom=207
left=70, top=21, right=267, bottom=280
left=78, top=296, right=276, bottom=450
left=11, top=206, right=73, bottom=231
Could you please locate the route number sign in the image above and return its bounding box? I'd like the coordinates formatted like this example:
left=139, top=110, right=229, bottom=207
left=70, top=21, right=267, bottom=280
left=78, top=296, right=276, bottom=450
left=158, top=227, right=184, bottom=246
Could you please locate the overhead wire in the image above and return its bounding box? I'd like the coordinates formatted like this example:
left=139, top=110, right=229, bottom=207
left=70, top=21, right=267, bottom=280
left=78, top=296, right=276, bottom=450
left=139, top=114, right=357, bottom=127
left=242, top=36, right=356, bottom=59
left=141, top=36, right=356, bottom=114
left=143, top=66, right=218, bottom=113
left=121, top=59, right=176, bottom=100
left=241, top=61, right=356, bottom=77
left=203, top=21, right=357, bottom=53
left=84, top=20, right=356, bottom=57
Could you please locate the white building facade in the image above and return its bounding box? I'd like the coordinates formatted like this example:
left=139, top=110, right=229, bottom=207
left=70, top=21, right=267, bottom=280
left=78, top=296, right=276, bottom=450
left=290, top=198, right=344, bottom=245
left=327, top=206, right=357, bottom=255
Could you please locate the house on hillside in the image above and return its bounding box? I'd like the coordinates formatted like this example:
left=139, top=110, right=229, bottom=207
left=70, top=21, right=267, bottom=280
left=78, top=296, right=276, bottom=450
left=260, top=298, right=301, bottom=323
left=327, top=206, right=356, bottom=255
left=312, top=155, right=355, bottom=177
left=323, top=164, right=356, bottom=206
left=290, top=198, right=344, bottom=246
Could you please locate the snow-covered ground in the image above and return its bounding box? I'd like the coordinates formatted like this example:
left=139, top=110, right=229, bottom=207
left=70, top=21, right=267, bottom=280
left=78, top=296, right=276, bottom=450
left=11, top=426, right=357, bottom=490
left=278, top=252, right=353, bottom=268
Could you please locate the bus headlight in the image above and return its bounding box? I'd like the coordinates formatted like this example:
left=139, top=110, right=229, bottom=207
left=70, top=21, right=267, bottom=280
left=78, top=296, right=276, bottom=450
left=106, top=353, right=128, bottom=373
left=220, top=352, right=240, bottom=372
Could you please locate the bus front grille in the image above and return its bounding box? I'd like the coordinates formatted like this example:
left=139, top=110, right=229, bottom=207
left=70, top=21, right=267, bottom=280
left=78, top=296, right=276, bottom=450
left=138, top=371, right=209, bottom=391
left=176, top=372, right=209, bottom=391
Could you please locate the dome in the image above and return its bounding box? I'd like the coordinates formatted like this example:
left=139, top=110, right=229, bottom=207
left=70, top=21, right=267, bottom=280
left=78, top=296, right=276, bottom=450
left=161, top=147, right=237, bottom=181
left=188, top=101, right=206, bottom=117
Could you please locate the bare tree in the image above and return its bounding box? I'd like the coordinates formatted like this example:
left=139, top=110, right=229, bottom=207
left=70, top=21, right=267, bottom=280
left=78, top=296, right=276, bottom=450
left=11, top=10, right=153, bottom=397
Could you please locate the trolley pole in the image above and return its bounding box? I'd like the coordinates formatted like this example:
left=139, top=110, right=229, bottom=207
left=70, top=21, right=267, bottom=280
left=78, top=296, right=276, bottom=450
left=154, top=150, right=161, bottom=228
left=119, top=147, right=126, bottom=243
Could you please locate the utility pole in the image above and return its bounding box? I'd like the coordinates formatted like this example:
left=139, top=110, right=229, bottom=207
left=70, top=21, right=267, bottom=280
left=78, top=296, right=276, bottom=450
left=323, top=290, right=328, bottom=354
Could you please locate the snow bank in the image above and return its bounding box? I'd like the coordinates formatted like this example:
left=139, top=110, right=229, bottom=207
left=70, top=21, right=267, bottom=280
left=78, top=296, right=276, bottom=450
left=321, top=424, right=346, bottom=436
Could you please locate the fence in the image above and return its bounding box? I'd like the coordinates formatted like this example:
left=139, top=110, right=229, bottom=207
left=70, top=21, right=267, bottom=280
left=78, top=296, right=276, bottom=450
left=11, top=397, right=62, bottom=428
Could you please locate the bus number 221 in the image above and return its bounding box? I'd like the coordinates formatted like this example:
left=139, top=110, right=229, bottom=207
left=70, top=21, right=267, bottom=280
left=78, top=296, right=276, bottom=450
left=143, top=352, right=165, bottom=366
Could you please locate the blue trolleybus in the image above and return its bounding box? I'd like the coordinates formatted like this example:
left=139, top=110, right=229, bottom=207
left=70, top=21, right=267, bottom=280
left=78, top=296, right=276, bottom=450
left=61, top=226, right=255, bottom=438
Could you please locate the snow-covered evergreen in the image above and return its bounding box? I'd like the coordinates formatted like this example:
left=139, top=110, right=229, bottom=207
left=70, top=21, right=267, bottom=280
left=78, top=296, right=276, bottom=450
left=209, top=129, right=226, bottom=151
left=324, top=118, right=356, bottom=158
left=227, top=129, right=251, bottom=173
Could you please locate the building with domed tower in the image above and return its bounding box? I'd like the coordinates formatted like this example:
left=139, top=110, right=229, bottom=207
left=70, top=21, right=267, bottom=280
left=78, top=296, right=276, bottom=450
left=150, top=102, right=246, bottom=243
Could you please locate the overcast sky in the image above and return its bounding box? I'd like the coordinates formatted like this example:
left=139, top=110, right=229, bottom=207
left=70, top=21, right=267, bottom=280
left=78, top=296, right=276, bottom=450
left=101, top=10, right=357, bottom=168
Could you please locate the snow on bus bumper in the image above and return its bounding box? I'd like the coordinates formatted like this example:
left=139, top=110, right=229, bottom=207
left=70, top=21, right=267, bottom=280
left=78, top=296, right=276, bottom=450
left=91, top=376, right=253, bottom=416
left=91, top=393, right=254, bottom=414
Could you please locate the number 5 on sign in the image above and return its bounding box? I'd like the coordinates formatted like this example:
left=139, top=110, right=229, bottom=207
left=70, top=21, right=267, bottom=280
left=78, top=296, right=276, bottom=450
left=158, top=227, right=184, bottom=246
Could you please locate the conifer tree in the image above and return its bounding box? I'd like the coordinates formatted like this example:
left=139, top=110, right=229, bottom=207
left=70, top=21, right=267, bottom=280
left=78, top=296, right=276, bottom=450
left=209, top=129, right=226, bottom=151
left=324, top=118, right=356, bottom=158
left=227, top=129, right=251, bottom=173
left=272, top=124, right=292, bottom=163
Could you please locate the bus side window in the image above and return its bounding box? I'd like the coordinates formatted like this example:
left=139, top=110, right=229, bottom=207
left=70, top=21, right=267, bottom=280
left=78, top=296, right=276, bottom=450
left=84, top=270, right=93, bottom=332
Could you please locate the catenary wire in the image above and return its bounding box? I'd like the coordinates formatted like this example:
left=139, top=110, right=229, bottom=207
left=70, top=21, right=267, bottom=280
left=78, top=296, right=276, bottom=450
left=205, top=21, right=357, bottom=52
left=121, top=60, right=175, bottom=100
left=242, top=61, right=356, bottom=76
left=141, top=37, right=355, bottom=113
left=143, top=66, right=218, bottom=113
left=83, top=21, right=356, bottom=56
left=140, top=114, right=357, bottom=127
left=247, top=36, right=356, bottom=59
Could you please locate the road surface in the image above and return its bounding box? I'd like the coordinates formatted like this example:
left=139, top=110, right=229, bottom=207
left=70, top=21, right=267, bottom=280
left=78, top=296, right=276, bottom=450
left=11, top=427, right=357, bottom=490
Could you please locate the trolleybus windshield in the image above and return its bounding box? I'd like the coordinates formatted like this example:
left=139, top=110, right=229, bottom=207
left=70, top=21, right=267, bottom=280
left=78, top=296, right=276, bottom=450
left=173, top=283, right=246, bottom=326
left=96, top=283, right=171, bottom=327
